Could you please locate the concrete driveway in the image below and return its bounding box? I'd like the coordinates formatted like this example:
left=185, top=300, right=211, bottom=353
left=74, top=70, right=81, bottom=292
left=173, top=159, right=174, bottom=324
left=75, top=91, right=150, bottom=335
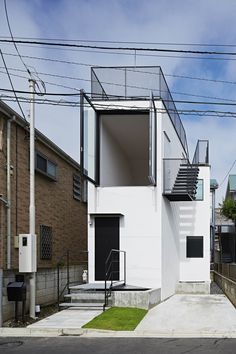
left=135, top=294, right=236, bottom=337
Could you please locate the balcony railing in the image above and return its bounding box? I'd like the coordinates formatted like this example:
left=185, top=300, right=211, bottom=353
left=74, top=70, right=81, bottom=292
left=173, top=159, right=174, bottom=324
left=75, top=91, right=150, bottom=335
left=192, top=140, right=209, bottom=165
left=91, top=66, right=188, bottom=156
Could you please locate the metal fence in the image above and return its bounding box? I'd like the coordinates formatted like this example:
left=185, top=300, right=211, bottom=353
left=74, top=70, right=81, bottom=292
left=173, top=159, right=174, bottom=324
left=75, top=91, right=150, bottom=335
left=214, top=263, right=236, bottom=282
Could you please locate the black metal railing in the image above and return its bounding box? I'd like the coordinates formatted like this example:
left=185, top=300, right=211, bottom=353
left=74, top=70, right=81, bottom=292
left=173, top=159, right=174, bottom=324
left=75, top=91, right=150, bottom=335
left=192, top=140, right=209, bottom=165
left=57, top=250, right=88, bottom=310
left=103, top=249, right=126, bottom=311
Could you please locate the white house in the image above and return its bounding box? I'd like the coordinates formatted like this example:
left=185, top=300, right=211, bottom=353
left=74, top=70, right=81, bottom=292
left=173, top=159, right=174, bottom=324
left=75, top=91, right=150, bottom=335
left=80, top=66, right=210, bottom=303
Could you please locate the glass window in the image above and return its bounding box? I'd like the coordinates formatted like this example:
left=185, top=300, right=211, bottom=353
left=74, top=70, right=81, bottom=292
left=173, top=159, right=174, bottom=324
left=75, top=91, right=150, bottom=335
left=186, top=236, right=203, bottom=258
left=47, top=160, right=57, bottom=178
left=148, top=93, right=157, bottom=185
left=195, top=179, right=203, bottom=201
left=36, top=152, right=57, bottom=180
left=82, top=94, right=97, bottom=183
left=36, top=154, right=47, bottom=173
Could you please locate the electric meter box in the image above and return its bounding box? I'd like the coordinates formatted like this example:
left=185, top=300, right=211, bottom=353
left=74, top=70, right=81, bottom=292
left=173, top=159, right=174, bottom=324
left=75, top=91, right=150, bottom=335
left=19, top=234, right=37, bottom=273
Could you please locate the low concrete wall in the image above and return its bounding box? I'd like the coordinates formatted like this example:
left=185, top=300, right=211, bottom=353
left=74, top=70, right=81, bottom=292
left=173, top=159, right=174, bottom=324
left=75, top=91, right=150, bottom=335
left=112, top=288, right=161, bottom=310
left=176, top=281, right=210, bottom=294
left=2, top=265, right=84, bottom=322
left=214, top=271, right=236, bottom=307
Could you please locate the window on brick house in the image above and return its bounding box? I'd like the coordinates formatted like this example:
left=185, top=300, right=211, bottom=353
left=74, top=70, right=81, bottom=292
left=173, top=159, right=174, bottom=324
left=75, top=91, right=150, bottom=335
left=36, top=152, right=57, bottom=180
left=40, top=225, right=53, bottom=260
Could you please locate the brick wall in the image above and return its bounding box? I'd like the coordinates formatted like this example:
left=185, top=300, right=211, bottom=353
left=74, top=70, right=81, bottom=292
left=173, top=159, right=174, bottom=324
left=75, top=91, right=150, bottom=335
left=0, top=113, right=87, bottom=270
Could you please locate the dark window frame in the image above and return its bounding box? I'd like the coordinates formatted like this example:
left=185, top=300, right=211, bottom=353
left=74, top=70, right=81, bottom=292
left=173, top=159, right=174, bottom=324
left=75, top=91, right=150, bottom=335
left=35, top=151, right=57, bottom=181
left=186, top=236, right=204, bottom=258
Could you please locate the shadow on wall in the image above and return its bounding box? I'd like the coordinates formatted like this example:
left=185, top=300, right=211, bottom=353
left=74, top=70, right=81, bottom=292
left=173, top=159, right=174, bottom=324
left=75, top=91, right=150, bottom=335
left=178, top=204, right=197, bottom=264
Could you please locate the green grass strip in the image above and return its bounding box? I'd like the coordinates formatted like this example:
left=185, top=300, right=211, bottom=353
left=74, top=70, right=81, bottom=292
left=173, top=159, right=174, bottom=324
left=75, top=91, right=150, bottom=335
left=83, top=307, right=147, bottom=331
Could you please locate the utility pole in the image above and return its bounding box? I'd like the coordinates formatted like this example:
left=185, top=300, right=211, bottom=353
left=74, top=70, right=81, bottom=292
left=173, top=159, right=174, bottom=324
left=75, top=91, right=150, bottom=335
left=29, top=79, right=36, bottom=319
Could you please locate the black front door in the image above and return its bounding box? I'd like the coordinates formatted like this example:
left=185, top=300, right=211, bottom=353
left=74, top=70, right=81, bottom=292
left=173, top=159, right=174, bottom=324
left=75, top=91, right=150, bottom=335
left=95, top=217, right=119, bottom=281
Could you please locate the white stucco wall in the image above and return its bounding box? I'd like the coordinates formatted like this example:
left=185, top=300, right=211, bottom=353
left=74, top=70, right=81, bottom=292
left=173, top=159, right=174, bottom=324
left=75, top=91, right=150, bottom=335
left=88, top=184, right=161, bottom=289
left=178, top=166, right=210, bottom=282
left=87, top=98, right=210, bottom=299
left=100, top=118, right=132, bottom=186
left=160, top=109, right=188, bottom=300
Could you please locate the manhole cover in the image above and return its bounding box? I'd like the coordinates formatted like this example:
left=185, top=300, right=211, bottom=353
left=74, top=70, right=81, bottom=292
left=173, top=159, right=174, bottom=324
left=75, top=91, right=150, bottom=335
left=0, top=341, right=23, bottom=348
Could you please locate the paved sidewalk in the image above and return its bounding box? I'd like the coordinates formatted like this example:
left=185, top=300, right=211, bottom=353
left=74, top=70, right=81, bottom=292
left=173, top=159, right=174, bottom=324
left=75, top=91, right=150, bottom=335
left=1, top=293, right=236, bottom=338
left=135, top=294, right=236, bottom=337
left=28, top=308, right=103, bottom=330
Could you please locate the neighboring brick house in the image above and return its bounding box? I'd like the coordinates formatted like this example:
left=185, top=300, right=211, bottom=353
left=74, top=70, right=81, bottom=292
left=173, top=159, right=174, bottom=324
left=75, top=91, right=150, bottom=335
left=0, top=100, right=87, bottom=321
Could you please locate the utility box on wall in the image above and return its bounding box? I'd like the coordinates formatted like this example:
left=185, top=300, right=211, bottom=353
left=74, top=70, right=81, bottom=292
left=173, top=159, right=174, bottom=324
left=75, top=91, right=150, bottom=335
left=19, top=234, right=37, bottom=273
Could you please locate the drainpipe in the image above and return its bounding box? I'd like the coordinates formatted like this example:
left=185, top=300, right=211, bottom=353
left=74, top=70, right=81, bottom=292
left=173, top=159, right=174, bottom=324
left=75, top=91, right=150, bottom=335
left=0, top=269, right=2, bottom=327
left=6, top=117, right=12, bottom=270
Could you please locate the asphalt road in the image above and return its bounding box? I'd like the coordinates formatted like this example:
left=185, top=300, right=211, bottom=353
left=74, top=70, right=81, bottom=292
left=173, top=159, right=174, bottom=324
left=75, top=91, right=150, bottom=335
left=0, top=337, right=236, bottom=354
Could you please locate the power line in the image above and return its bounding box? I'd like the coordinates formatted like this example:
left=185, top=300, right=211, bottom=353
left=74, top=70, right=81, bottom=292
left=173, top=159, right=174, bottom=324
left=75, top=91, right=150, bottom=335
left=2, top=94, right=236, bottom=118
left=3, top=0, right=31, bottom=76
left=0, top=50, right=27, bottom=120
left=1, top=65, right=236, bottom=103
left=2, top=64, right=236, bottom=104
left=2, top=86, right=236, bottom=108
left=3, top=51, right=236, bottom=88
left=218, top=160, right=236, bottom=188
left=2, top=39, right=236, bottom=56
left=3, top=36, right=236, bottom=47
left=3, top=0, right=46, bottom=97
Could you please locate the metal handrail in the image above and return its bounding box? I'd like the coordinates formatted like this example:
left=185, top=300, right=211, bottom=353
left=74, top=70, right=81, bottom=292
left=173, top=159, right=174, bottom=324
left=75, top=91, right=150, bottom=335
left=57, top=250, right=88, bottom=310
left=103, top=249, right=126, bottom=311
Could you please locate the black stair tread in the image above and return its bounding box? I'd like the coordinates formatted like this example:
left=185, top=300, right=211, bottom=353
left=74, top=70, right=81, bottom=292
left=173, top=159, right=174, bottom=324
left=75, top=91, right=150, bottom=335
left=178, top=168, right=199, bottom=170
left=172, top=187, right=196, bottom=191
left=177, top=172, right=199, bottom=175
left=172, top=185, right=196, bottom=191
left=175, top=178, right=197, bottom=184
left=173, top=183, right=197, bottom=187
left=175, top=178, right=198, bottom=181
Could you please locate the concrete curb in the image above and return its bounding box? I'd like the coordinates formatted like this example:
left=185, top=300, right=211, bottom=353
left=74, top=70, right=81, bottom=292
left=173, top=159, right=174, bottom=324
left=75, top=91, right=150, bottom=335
left=1, top=327, right=236, bottom=338
left=0, top=327, right=83, bottom=337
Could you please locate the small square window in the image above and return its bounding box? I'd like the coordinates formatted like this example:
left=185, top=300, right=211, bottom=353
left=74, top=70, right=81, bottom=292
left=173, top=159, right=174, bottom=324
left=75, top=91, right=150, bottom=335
left=195, top=179, right=204, bottom=201
left=186, top=236, right=203, bottom=258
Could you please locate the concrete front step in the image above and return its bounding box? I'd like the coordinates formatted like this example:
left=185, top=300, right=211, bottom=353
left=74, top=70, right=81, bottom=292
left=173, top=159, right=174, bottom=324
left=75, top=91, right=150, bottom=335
left=64, top=293, right=105, bottom=302
left=59, top=302, right=105, bottom=309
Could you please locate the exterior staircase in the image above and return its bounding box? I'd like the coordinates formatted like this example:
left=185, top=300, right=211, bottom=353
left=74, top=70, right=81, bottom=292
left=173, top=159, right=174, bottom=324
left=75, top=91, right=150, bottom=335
left=59, top=284, right=110, bottom=310
left=165, top=164, right=199, bottom=201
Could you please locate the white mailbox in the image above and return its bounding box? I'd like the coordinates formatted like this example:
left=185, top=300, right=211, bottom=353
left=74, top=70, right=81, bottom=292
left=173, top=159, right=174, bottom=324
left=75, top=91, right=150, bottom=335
left=19, top=234, right=37, bottom=273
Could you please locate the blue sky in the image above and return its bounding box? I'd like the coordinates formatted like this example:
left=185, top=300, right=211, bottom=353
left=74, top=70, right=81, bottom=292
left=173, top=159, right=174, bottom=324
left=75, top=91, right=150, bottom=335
left=1, top=0, right=236, bottom=204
